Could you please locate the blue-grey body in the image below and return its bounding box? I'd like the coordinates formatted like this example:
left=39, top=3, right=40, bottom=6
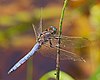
left=8, top=29, right=54, bottom=74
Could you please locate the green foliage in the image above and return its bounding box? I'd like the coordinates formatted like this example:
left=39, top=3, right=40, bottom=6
left=40, top=70, right=74, bottom=80
left=33, top=7, right=61, bottom=20
left=89, top=66, right=100, bottom=80
left=0, top=16, right=15, bottom=26
left=14, top=11, right=32, bottom=22
left=90, top=4, right=100, bottom=28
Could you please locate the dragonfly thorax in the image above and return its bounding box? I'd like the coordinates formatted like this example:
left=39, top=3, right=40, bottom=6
left=38, top=31, right=52, bottom=45
left=37, top=26, right=57, bottom=45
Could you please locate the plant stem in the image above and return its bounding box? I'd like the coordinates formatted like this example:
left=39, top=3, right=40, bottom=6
left=59, top=0, right=69, bottom=36
left=56, top=0, right=69, bottom=80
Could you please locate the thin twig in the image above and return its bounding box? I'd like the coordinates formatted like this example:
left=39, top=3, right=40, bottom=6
left=56, top=0, right=69, bottom=80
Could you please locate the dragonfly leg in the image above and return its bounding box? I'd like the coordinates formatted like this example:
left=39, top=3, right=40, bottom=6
left=49, top=39, right=53, bottom=48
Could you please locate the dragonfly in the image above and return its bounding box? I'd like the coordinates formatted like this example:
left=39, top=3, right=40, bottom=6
left=8, top=16, right=88, bottom=74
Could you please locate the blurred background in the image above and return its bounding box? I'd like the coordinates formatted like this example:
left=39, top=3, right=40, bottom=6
left=0, top=0, right=100, bottom=80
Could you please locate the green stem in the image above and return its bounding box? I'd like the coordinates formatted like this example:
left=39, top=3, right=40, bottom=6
left=59, top=0, right=69, bottom=35
left=56, top=0, right=69, bottom=80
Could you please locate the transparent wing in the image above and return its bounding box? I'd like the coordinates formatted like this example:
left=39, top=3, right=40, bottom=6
left=40, top=43, right=85, bottom=62
left=32, top=24, right=38, bottom=40
left=32, top=23, right=42, bottom=39
left=49, top=35, right=89, bottom=52
left=39, top=35, right=89, bottom=61
left=60, top=36, right=89, bottom=51
left=32, top=8, right=43, bottom=40
left=39, top=8, right=43, bottom=33
left=61, top=36, right=89, bottom=47
left=52, top=35, right=89, bottom=52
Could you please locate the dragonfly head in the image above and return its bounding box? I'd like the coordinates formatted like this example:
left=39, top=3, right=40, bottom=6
left=48, top=26, right=57, bottom=34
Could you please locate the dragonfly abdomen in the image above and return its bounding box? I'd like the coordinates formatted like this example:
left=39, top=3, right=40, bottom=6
left=8, top=43, right=41, bottom=74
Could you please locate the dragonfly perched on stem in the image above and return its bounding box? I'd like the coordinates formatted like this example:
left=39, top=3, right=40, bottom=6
left=8, top=16, right=88, bottom=74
